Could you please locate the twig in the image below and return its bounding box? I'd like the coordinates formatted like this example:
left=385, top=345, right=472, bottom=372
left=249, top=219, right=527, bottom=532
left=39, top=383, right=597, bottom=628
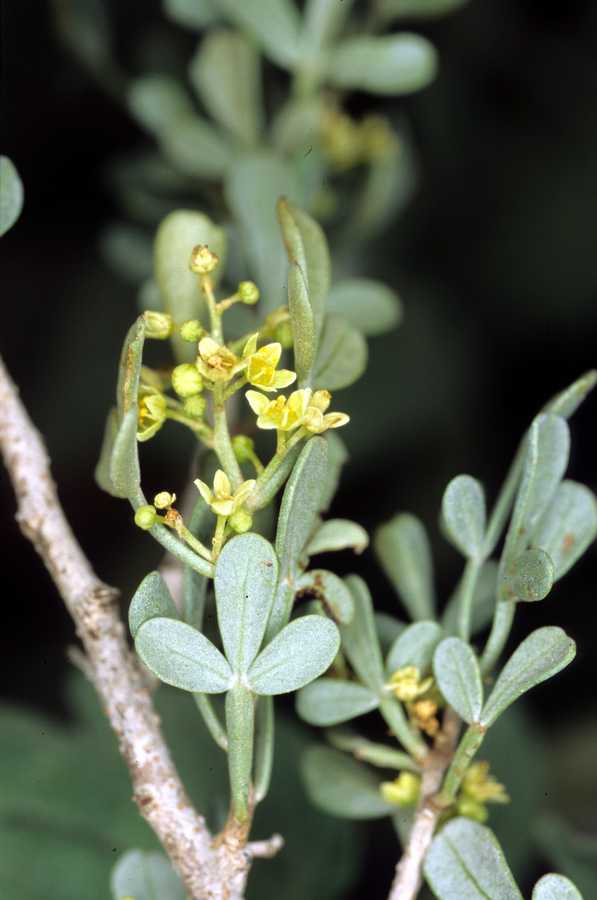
left=387, top=709, right=461, bottom=900
left=0, top=355, right=281, bottom=899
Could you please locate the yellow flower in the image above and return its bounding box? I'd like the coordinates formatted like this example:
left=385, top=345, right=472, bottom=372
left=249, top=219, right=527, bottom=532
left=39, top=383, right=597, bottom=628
left=246, top=388, right=349, bottom=434
left=461, top=762, right=509, bottom=805
left=410, top=698, right=440, bottom=737
left=302, top=390, right=350, bottom=434
left=137, top=390, right=167, bottom=442
left=242, top=336, right=296, bottom=392
left=194, top=469, right=256, bottom=517
left=196, top=337, right=239, bottom=383
left=386, top=666, right=434, bottom=703
left=380, top=772, right=421, bottom=807
left=189, top=244, right=219, bottom=275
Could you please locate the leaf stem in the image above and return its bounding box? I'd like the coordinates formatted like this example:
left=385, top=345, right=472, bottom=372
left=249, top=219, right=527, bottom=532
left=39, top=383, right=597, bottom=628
left=194, top=694, right=228, bottom=751
left=437, top=722, right=486, bottom=806
left=213, top=386, right=243, bottom=488
left=380, top=697, right=428, bottom=762
left=458, top=557, right=482, bottom=642
left=480, top=598, right=516, bottom=675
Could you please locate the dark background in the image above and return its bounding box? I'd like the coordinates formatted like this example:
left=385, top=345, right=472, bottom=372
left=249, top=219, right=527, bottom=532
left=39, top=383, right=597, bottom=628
left=1, top=0, right=596, bottom=896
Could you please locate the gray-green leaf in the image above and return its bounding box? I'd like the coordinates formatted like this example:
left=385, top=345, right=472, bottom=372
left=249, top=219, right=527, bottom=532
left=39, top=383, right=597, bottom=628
left=302, top=745, right=395, bottom=819
left=379, top=0, right=470, bottom=22
left=502, top=548, right=555, bottom=602
left=215, top=0, right=301, bottom=69
left=94, top=407, right=120, bottom=497
left=248, top=616, right=340, bottom=695
left=532, top=874, right=584, bottom=900
left=314, top=315, right=368, bottom=391
left=0, top=156, right=24, bottom=237
left=215, top=534, right=278, bottom=673
left=296, top=569, right=354, bottom=625
left=326, top=34, right=438, bottom=96
left=442, top=475, right=486, bottom=561
left=386, top=621, right=443, bottom=675
left=374, top=513, right=435, bottom=620
left=340, top=576, right=385, bottom=693
left=296, top=679, right=379, bottom=726
left=111, top=849, right=185, bottom=900
left=129, top=571, right=179, bottom=638
left=127, top=75, right=194, bottom=136
left=433, top=638, right=483, bottom=724
left=326, top=278, right=402, bottom=337
left=109, top=407, right=141, bottom=499
left=135, top=618, right=233, bottom=693
left=288, top=262, right=316, bottom=385
left=424, top=818, right=523, bottom=900
left=532, top=480, right=597, bottom=580
left=163, top=0, right=219, bottom=29
left=481, top=627, right=576, bottom=727
left=305, top=519, right=369, bottom=557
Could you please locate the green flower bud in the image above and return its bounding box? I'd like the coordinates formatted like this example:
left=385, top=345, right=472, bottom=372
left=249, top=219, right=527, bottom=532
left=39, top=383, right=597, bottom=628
left=229, top=509, right=253, bottom=534
left=380, top=772, right=421, bottom=807
left=184, top=395, right=207, bottom=419
left=456, top=797, right=488, bottom=823
left=154, top=491, right=176, bottom=510
left=274, top=320, right=294, bottom=350
left=171, top=364, right=203, bottom=399
left=238, top=280, right=260, bottom=305
left=135, top=505, right=157, bottom=530
left=143, top=310, right=173, bottom=339
left=180, top=319, right=204, bottom=342
left=189, top=244, right=219, bottom=275
left=232, top=434, right=255, bottom=463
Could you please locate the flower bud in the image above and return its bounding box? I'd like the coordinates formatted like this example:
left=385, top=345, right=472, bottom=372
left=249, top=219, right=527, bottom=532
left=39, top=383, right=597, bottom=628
left=456, top=797, right=488, bottom=823
left=172, top=364, right=203, bottom=398
left=154, top=491, right=176, bottom=510
left=274, top=320, right=294, bottom=349
left=184, top=395, right=207, bottom=418
left=143, top=311, right=173, bottom=339
left=380, top=772, right=421, bottom=807
left=180, top=319, right=204, bottom=342
left=229, top=509, right=253, bottom=534
left=232, top=434, right=255, bottom=463
left=189, top=244, right=219, bottom=275
left=134, top=505, right=157, bottom=530
left=238, top=280, right=260, bottom=305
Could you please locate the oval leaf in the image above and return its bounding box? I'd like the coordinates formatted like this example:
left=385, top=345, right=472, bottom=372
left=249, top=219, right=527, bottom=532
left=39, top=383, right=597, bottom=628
left=94, top=407, right=120, bottom=497
left=532, top=874, right=583, bottom=900
left=135, top=618, right=232, bottom=693
left=502, top=548, right=555, bottom=602
left=374, top=513, right=435, bottom=620
left=0, top=156, right=24, bottom=237
left=296, top=679, right=380, bottom=726
left=163, top=0, right=218, bottom=30
left=424, top=818, right=523, bottom=900
left=296, top=569, right=354, bottom=625
left=442, top=475, right=487, bottom=560
left=305, top=518, right=369, bottom=557
left=327, top=33, right=438, bottom=96
left=340, top=576, right=385, bottom=693
left=127, top=75, right=193, bottom=136
left=288, top=262, right=316, bottom=385
left=129, top=571, right=179, bottom=638
left=379, top=0, right=470, bottom=21
left=314, top=315, right=368, bottom=391
left=386, top=621, right=443, bottom=675
left=160, top=114, right=234, bottom=178
left=326, top=278, right=402, bottom=337
left=248, top=615, right=340, bottom=695
left=481, top=627, right=576, bottom=727
left=109, top=407, right=141, bottom=499
left=532, top=480, right=597, bottom=580
left=301, top=745, right=395, bottom=819
left=543, top=369, right=597, bottom=419
left=215, top=534, right=278, bottom=673
left=216, top=0, right=301, bottom=68
left=111, top=849, right=185, bottom=900
left=433, top=638, right=483, bottom=724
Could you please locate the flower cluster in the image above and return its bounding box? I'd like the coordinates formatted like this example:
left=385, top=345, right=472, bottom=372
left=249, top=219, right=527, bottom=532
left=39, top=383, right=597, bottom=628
left=246, top=388, right=349, bottom=434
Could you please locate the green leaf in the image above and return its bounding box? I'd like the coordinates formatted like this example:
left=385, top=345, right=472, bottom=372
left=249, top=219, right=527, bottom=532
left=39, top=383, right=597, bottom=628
left=379, top=0, right=470, bottom=21
left=302, top=0, right=355, bottom=50
left=543, top=369, right=597, bottom=419
left=532, top=875, right=583, bottom=900
left=305, top=519, right=369, bottom=557
left=109, top=407, right=141, bottom=499
left=433, top=638, right=483, bottom=724
left=116, top=317, right=146, bottom=419
left=532, top=480, right=597, bottom=580
left=424, top=818, right=523, bottom=900
left=340, top=576, right=385, bottom=693
left=288, top=262, right=316, bottom=385
left=225, top=153, right=300, bottom=314
left=481, top=627, right=576, bottom=727
left=302, top=746, right=395, bottom=819
left=163, top=0, right=218, bottom=29
left=327, top=34, right=438, bottom=96
left=326, top=278, right=402, bottom=337
left=135, top=618, right=233, bottom=693
left=386, top=621, right=443, bottom=675
left=442, top=475, right=486, bottom=561
left=296, top=569, right=354, bottom=625
left=94, top=407, right=120, bottom=496
left=0, top=156, right=24, bottom=236
left=111, top=849, right=185, bottom=900
left=375, top=612, right=407, bottom=654
left=215, top=0, right=301, bottom=69
left=374, top=513, right=435, bottom=621
left=128, top=571, right=179, bottom=638
left=501, top=548, right=555, bottom=602
left=314, top=315, right=368, bottom=391
left=214, top=534, right=278, bottom=673
left=154, top=210, right=226, bottom=360
left=326, top=728, right=419, bottom=772
left=277, top=197, right=331, bottom=342
left=127, top=75, right=194, bottom=136
left=505, top=414, right=570, bottom=561
left=189, top=29, right=263, bottom=145
left=296, top=679, right=380, bottom=726
left=269, top=438, right=328, bottom=637
left=442, top=561, right=498, bottom=637
left=254, top=695, right=274, bottom=802
left=160, top=114, right=234, bottom=178
left=248, top=615, right=340, bottom=695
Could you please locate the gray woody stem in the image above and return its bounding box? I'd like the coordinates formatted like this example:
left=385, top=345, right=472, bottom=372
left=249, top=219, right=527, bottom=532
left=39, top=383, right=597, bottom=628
left=387, top=709, right=461, bottom=900
left=0, top=355, right=281, bottom=900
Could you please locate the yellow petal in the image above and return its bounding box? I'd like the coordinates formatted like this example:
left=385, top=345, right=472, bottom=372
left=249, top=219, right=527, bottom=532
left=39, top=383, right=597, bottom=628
left=212, top=498, right=235, bottom=517
left=304, top=407, right=325, bottom=433
left=194, top=478, right=213, bottom=505
left=256, top=342, right=282, bottom=367
left=246, top=390, right=270, bottom=415
left=256, top=415, right=279, bottom=430
left=324, top=412, right=350, bottom=430
left=198, top=336, right=220, bottom=360
left=273, top=369, right=297, bottom=389
left=233, top=479, right=257, bottom=507
left=287, top=388, right=312, bottom=416
left=311, top=389, right=332, bottom=412
left=242, top=333, right=259, bottom=358
left=213, top=469, right=231, bottom=497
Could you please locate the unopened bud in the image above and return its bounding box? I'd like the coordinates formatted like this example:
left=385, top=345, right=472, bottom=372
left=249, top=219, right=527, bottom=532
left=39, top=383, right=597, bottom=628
left=184, top=395, right=207, bottom=418
left=180, top=319, right=204, bottom=342
left=172, top=364, right=203, bottom=398
left=238, top=280, right=260, bottom=305
left=232, top=434, right=255, bottom=463
left=275, top=320, right=294, bottom=349
left=457, top=797, right=488, bottom=823
left=143, top=310, right=173, bottom=339
left=229, top=509, right=253, bottom=534
left=134, top=505, right=157, bottom=530
left=154, top=491, right=176, bottom=510
left=380, top=772, right=421, bottom=807
left=189, top=244, right=219, bottom=275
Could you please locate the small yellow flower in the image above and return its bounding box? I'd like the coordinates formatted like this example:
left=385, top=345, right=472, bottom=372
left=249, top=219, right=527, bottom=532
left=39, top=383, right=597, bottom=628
left=456, top=797, right=489, bottom=823
left=410, top=698, right=440, bottom=737
left=196, top=337, right=239, bottom=383
left=243, top=336, right=296, bottom=392
left=302, top=390, right=350, bottom=434
left=137, top=390, right=167, bottom=442
left=189, top=244, right=219, bottom=275
left=246, top=388, right=311, bottom=431
left=194, top=469, right=256, bottom=517
left=154, top=491, right=176, bottom=510
left=386, top=666, right=434, bottom=703
left=143, top=310, right=173, bottom=339
left=461, top=762, right=509, bottom=805
left=380, top=772, right=421, bottom=807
